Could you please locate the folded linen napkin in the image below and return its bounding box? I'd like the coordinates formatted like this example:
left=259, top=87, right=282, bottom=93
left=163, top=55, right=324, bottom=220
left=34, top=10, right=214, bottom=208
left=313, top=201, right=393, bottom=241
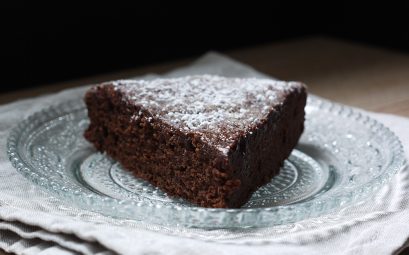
left=0, top=52, right=408, bottom=255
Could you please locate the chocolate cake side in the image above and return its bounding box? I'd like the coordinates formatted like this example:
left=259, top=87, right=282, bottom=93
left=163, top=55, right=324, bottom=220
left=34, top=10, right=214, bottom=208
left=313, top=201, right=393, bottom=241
left=84, top=75, right=306, bottom=208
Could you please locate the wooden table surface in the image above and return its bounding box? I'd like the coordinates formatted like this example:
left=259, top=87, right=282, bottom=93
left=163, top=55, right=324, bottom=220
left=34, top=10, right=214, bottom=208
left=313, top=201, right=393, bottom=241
left=1, top=37, right=408, bottom=254
left=1, top=36, right=409, bottom=117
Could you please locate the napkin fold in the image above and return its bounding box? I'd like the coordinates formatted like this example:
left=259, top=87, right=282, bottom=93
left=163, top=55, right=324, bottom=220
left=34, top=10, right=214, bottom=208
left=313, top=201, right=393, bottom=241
left=0, top=52, right=408, bottom=255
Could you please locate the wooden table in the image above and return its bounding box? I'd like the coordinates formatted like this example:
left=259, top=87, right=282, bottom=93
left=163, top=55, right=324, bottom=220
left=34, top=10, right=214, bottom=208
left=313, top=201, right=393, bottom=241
left=1, top=37, right=408, bottom=254
left=1, top=37, right=409, bottom=117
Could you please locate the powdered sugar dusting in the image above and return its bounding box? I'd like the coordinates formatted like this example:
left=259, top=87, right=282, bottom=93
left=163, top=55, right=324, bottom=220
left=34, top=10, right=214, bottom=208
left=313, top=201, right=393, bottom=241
left=110, top=75, right=303, bottom=154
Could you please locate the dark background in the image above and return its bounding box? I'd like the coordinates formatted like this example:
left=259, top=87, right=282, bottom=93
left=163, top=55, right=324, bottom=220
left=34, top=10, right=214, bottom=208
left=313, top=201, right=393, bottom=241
left=2, top=2, right=409, bottom=93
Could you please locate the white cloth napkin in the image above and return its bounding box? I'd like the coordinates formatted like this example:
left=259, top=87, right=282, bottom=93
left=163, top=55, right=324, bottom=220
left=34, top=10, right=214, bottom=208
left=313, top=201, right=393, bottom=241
left=0, top=52, right=408, bottom=255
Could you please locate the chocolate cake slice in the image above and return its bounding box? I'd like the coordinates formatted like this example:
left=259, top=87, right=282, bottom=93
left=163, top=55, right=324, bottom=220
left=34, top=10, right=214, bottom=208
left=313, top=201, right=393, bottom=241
left=84, top=75, right=307, bottom=208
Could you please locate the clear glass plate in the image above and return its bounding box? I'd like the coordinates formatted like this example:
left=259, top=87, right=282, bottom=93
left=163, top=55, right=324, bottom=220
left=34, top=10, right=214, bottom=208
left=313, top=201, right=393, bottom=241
left=7, top=96, right=406, bottom=228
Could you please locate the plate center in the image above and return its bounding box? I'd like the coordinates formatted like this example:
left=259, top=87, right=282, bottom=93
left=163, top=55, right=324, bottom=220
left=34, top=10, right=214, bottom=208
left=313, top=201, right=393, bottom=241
left=78, top=149, right=330, bottom=208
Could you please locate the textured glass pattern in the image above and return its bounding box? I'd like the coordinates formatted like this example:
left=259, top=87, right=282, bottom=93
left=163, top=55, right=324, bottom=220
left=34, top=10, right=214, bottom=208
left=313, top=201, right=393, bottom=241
left=7, top=96, right=406, bottom=228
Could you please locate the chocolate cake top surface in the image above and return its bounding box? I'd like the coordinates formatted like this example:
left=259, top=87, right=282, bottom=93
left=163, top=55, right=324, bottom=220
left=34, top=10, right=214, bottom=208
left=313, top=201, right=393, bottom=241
left=105, top=75, right=304, bottom=155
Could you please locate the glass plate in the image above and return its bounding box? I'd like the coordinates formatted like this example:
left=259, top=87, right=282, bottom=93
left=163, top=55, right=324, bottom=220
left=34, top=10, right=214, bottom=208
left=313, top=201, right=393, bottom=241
left=7, top=96, right=406, bottom=228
